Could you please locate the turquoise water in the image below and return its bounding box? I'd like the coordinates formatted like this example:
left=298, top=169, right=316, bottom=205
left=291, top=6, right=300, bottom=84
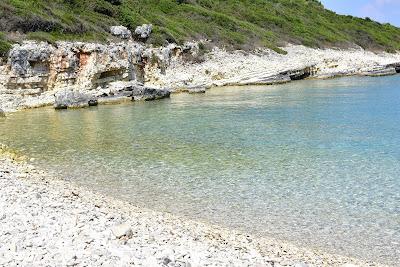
left=1, top=76, right=400, bottom=265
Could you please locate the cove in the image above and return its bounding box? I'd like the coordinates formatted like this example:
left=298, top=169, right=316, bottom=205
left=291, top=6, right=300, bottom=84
left=1, top=76, right=399, bottom=265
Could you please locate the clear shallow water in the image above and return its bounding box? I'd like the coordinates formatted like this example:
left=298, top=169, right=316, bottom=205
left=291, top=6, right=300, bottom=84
left=1, top=76, right=400, bottom=265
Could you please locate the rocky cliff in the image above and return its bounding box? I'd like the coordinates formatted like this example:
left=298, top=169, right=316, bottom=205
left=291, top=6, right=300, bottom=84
left=0, top=40, right=170, bottom=111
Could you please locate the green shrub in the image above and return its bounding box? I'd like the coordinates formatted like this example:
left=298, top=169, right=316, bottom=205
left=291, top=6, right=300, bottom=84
left=0, top=33, right=11, bottom=57
left=1, top=0, right=399, bottom=52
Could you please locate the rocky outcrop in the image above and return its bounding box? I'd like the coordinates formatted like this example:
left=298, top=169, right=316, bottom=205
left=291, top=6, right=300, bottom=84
left=0, top=40, right=174, bottom=111
left=6, top=42, right=55, bottom=91
left=1, top=41, right=146, bottom=93
left=1, top=40, right=400, bottom=113
left=145, top=45, right=400, bottom=91
left=386, top=62, right=400, bottom=74
left=134, top=24, right=152, bottom=40
left=110, top=26, right=132, bottom=39
left=211, top=65, right=317, bottom=87
left=53, top=82, right=170, bottom=109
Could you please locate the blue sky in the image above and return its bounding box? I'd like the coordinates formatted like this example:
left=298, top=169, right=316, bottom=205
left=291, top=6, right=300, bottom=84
left=321, top=0, right=400, bottom=26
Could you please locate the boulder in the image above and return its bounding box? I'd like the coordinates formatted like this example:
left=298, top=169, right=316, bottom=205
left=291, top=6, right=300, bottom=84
left=88, top=99, right=98, bottom=107
left=106, top=82, right=170, bottom=100
left=54, top=89, right=95, bottom=109
left=134, top=24, right=153, bottom=39
left=110, top=26, right=132, bottom=39
left=128, top=85, right=170, bottom=101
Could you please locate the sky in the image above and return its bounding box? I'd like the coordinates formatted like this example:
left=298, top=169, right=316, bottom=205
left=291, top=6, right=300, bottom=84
left=321, top=0, right=400, bottom=26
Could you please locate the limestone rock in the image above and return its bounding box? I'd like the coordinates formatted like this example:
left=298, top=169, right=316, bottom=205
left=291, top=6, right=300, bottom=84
left=129, top=85, right=170, bottom=101
left=94, top=81, right=170, bottom=102
left=134, top=24, right=153, bottom=39
left=8, top=42, right=54, bottom=76
left=111, top=223, right=133, bottom=239
left=1, top=40, right=400, bottom=113
left=54, top=89, right=94, bottom=109
left=110, top=26, right=132, bottom=39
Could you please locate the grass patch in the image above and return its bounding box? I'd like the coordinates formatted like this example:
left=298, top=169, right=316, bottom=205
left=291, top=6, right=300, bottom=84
left=0, top=0, right=399, bottom=53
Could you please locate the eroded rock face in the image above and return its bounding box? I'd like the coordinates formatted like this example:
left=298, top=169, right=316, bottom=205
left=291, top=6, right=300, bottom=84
left=0, top=38, right=208, bottom=111
left=7, top=42, right=55, bottom=91
left=1, top=41, right=146, bottom=94
left=0, top=40, right=173, bottom=110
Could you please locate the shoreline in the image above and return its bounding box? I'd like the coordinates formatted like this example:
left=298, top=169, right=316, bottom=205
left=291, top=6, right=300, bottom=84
left=1, top=42, right=400, bottom=114
left=0, top=146, right=390, bottom=266
left=1, top=71, right=400, bottom=116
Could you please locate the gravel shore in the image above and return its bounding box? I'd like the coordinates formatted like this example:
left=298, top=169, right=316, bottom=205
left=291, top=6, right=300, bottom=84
left=0, top=150, right=388, bottom=267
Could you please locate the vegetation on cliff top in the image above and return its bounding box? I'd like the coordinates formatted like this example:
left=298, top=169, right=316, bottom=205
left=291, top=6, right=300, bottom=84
left=1, top=0, right=400, bottom=55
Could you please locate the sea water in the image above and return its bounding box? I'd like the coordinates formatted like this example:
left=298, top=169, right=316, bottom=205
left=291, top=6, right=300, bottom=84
left=1, top=76, right=399, bottom=264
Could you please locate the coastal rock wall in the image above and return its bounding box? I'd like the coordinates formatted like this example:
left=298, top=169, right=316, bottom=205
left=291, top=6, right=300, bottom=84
left=1, top=40, right=400, bottom=112
left=1, top=41, right=146, bottom=93
left=145, top=45, right=400, bottom=91
left=0, top=41, right=175, bottom=111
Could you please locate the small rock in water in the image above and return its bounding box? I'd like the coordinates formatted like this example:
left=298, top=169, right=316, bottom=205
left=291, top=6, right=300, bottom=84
left=0, top=108, right=5, bottom=117
left=88, top=99, right=98, bottom=107
left=111, top=223, right=133, bottom=239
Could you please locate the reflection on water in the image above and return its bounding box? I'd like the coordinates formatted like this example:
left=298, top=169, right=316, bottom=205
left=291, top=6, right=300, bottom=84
left=1, top=76, right=400, bottom=265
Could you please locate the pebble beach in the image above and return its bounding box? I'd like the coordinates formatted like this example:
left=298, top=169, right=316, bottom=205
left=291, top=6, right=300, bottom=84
left=0, top=146, right=388, bottom=267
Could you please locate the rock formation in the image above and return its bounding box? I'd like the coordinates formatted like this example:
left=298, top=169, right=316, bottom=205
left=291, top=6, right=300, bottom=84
left=1, top=37, right=400, bottom=113
left=134, top=24, right=153, bottom=40
left=110, top=26, right=132, bottom=39
left=54, top=89, right=96, bottom=109
left=0, top=40, right=172, bottom=111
